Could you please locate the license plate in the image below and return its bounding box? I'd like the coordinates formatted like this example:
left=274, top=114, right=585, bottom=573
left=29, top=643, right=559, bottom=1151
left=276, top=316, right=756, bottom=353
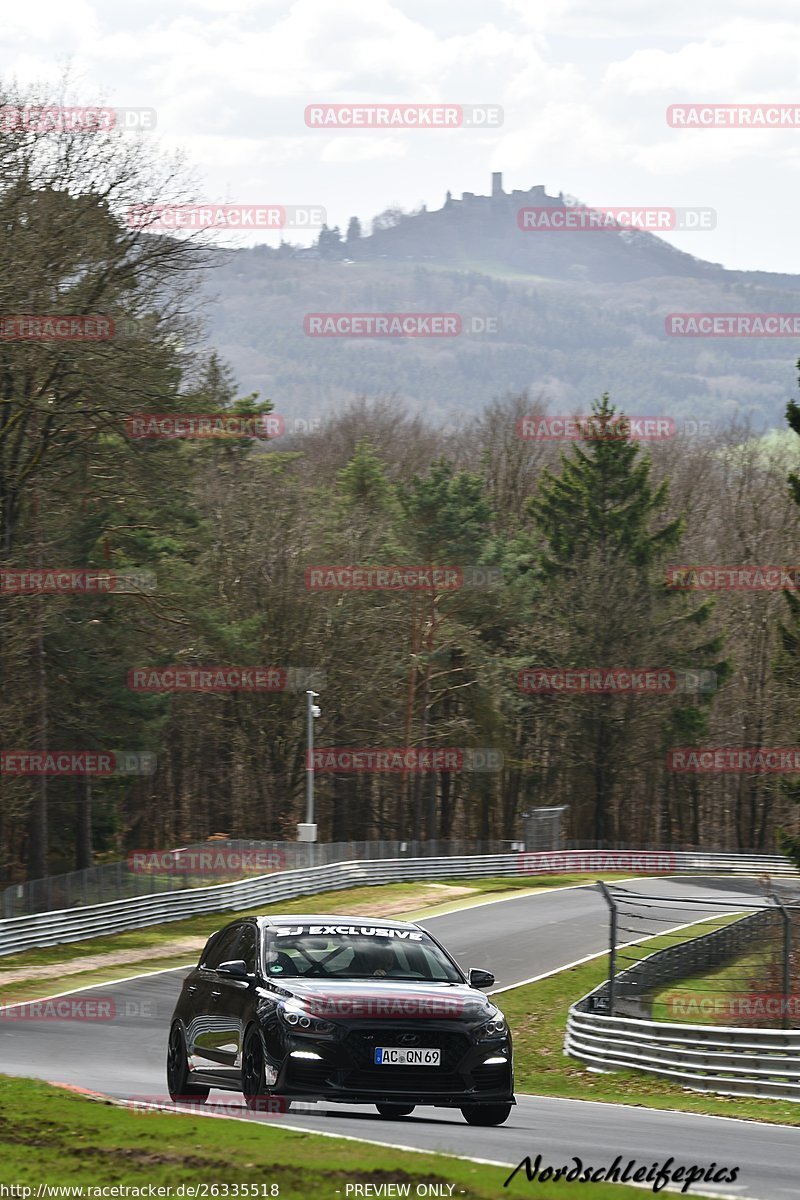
left=374, top=1047, right=441, bottom=1066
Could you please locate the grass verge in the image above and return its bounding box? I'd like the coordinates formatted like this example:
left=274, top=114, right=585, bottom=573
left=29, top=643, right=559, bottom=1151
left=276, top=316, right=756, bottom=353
left=650, top=947, right=789, bottom=1025
left=0, top=1074, right=646, bottom=1197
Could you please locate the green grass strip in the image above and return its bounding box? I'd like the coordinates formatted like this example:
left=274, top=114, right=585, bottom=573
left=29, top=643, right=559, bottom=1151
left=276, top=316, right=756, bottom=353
left=0, top=1075, right=646, bottom=1197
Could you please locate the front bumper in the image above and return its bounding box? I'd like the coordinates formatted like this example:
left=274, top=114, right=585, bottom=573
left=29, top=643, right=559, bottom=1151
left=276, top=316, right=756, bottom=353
left=268, top=1020, right=514, bottom=1105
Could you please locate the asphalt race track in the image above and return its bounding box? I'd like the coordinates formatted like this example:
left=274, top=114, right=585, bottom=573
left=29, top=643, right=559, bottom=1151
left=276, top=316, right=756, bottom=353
left=2, top=877, right=799, bottom=1198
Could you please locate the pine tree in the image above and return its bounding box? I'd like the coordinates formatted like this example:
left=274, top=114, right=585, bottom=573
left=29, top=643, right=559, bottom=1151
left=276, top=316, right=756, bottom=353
left=527, top=395, right=724, bottom=845
left=317, top=225, right=344, bottom=259
left=776, top=392, right=800, bottom=865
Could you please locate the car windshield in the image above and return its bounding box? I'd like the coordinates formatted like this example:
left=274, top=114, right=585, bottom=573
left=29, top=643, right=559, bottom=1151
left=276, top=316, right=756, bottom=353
left=264, top=926, right=463, bottom=982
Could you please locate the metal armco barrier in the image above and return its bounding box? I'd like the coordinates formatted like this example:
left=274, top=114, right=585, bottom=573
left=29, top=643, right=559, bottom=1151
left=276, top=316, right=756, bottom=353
left=0, top=848, right=796, bottom=958
left=2, top=838, right=521, bottom=919
left=565, top=1000, right=800, bottom=1103
left=517, top=850, right=796, bottom=876
left=566, top=887, right=800, bottom=1102
left=0, top=853, right=516, bottom=956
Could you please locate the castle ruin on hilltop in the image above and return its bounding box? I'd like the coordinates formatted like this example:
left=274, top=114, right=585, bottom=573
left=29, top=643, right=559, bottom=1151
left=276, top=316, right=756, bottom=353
left=443, top=172, right=554, bottom=210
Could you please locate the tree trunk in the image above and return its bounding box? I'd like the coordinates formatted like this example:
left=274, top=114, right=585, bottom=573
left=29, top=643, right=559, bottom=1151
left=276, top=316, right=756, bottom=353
left=76, top=777, right=92, bottom=870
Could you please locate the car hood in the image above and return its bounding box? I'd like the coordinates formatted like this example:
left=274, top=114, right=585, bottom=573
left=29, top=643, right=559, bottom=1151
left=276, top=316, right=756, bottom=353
left=264, top=978, right=495, bottom=1022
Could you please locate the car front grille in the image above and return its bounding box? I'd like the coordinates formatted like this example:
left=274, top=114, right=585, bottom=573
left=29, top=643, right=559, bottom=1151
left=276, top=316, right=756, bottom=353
left=343, top=1026, right=470, bottom=1072
left=339, top=1025, right=472, bottom=1095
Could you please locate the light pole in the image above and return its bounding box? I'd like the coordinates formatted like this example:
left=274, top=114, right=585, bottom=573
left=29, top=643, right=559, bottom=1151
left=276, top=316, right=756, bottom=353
left=298, top=690, right=320, bottom=843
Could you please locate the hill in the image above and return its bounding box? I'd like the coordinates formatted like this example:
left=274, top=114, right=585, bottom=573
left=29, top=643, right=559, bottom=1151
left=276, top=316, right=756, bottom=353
left=200, top=174, right=800, bottom=429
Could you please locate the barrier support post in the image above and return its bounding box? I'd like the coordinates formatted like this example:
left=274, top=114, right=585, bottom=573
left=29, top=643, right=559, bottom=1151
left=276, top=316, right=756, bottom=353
left=597, top=880, right=617, bottom=1016
left=771, top=894, right=793, bottom=1031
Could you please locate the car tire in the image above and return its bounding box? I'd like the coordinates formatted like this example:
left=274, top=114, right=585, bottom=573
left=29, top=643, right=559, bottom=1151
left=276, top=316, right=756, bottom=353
left=375, top=1104, right=415, bottom=1118
left=167, top=1023, right=210, bottom=1104
left=242, top=1025, right=292, bottom=1113
left=461, top=1103, right=512, bottom=1126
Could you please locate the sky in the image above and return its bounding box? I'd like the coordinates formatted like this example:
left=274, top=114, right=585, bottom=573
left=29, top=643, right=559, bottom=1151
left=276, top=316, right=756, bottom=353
left=2, top=0, right=799, bottom=272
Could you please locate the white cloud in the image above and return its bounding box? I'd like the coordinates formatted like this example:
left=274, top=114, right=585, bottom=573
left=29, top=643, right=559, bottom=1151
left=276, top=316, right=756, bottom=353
left=2, top=0, right=97, bottom=42
left=319, top=136, right=407, bottom=163
left=605, top=20, right=800, bottom=94
left=1, top=0, right=799, bottom=270
left=498, top=102, right=629, bottom=172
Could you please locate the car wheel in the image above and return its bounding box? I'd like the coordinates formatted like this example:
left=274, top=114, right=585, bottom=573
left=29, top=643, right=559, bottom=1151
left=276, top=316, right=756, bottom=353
left=375, top=1103, right=415, bottom=1118
left=461, top=1102, right=512, bottom=1126
left=167, top=1023, right=209, bottom=1104
left=242, top=1025, right=291, bottom=1113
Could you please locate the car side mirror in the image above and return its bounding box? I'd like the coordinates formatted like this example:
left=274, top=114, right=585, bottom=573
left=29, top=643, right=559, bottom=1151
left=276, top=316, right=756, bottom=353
left=217, top=959, right=249, bottom=980
left=468, top=968, right=495, bottom=989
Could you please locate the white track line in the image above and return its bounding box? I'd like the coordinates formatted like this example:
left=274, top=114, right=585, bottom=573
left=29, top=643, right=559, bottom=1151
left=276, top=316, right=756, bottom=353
left=0, top=965, right=195, bottom=1012
left=490, top=914, right=747, bottom=994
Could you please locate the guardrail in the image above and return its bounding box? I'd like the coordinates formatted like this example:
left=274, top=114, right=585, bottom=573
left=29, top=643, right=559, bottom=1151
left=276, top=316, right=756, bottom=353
left=565, top=998, right=800, bottom=1102
left=1, top=838, right=525, bottom=919
left=0, top=853, right=521, bottom=956
left=0, top=848, right=796, bottom=958
left=5, top=840, right=795, bottom=920
left=566, top=887, right=800, bottom=1102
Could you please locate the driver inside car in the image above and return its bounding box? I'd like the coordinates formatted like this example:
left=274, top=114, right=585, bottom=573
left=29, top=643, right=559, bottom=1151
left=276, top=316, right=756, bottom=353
left=265, top=949, right=298, bottom=976
left=370, top=945, right=399, bottom=977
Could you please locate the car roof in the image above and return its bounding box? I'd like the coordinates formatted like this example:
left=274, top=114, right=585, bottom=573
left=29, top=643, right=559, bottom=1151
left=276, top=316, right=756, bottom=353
left=257, top=913, right=422, bottom=930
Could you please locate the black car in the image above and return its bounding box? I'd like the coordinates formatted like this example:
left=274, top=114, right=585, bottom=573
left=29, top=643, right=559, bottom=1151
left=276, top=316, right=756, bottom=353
left=167, top=913, right=514, bottom=1125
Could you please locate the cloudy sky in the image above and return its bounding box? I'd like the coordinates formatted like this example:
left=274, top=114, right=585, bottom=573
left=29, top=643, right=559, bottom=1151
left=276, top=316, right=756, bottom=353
left=2, top=0, right=799, bottom=272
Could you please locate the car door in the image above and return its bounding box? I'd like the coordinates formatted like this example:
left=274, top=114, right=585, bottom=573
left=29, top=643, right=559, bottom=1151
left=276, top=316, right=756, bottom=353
left=187, top=924, right=242, bottom=1075
left=209, top=922, right=258, bottom=1077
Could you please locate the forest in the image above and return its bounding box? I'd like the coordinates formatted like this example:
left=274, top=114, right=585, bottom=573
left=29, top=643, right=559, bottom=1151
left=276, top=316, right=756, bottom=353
left=2, top=82, right=800, bottom=885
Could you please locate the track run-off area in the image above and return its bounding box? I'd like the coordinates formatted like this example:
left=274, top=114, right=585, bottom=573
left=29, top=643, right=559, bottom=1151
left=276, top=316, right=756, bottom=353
left=2, top=877, right=798, bottom=1199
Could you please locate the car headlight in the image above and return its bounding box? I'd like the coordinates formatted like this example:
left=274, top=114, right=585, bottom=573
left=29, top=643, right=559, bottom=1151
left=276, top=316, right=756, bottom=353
left=477, top=1011, right=508, bottom=1039
left=278, top=1003, right=335, bottom=1035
